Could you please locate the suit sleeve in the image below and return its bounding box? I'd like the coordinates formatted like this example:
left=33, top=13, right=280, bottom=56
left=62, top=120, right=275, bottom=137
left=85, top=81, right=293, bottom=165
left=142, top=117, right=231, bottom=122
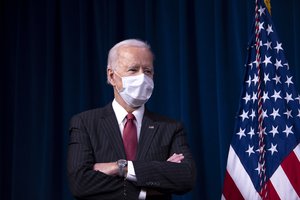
left=133, top=122, right=196, bottom=194
left=67, top=114, right=125, bottom=199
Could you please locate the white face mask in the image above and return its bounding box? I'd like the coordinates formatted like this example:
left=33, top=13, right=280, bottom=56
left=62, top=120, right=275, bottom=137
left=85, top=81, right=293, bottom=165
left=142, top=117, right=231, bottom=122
left=114, top=72, right=154, bottom=108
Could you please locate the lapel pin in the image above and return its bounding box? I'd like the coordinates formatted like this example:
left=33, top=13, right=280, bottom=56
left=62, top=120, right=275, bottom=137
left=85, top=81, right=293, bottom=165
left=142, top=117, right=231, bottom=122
left=148, top=125, right=154, bottom=129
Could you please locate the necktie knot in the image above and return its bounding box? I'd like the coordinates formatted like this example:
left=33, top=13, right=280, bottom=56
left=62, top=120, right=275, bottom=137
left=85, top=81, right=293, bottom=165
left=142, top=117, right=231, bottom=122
left=126, top=113, right=135, bottom=121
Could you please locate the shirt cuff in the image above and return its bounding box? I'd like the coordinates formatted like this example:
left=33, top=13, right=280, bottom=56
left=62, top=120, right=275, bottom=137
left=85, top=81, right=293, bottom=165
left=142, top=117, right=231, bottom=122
left=139, top=189, right=147, bottom=200
left=126, top=161, right=137, bottom=181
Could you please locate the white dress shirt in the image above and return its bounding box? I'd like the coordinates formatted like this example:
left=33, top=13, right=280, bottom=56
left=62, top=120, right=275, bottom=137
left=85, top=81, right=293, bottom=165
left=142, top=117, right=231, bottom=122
left=112, top=99, right=147, bottom=199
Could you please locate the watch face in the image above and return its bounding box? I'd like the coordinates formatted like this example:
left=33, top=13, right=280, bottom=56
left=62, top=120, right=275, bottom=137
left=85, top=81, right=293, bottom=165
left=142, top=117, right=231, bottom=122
left=118, top=159, right=127, bottom=167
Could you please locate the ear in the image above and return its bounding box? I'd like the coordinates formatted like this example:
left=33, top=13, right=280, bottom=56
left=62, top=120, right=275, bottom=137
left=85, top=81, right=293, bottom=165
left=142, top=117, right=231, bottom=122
left=107, top=68, right=116, bottom=86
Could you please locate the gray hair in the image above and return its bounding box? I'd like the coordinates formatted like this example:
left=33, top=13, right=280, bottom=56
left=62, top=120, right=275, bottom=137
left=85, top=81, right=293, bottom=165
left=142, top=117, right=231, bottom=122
left=107, top=39, right=153, bottom=70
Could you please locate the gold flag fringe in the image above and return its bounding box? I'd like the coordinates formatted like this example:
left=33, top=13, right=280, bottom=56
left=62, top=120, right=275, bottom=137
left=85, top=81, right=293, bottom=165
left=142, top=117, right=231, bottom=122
left=264, top=0, right=271, bottom=15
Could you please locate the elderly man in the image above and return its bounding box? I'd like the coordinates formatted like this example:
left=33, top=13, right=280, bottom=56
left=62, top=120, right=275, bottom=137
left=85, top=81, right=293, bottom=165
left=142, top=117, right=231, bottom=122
left=67, top=39, right=196, bottom=200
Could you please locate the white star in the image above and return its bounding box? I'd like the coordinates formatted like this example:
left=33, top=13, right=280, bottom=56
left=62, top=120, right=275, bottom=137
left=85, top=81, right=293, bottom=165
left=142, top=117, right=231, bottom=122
left=236, top=128, right=246, bottom=139
left=266, top=24, right=273, bottom=35
left=246, top=75, right=252, bottom=87
left=283, top=125, right=294, bottom=137
left=262, top=127, right=267, bottom=135
left=274, top=41, right=283, bottom=53
left=255, top=162, right=262, bottom=175
left=273, top=74, right=281, bottom=84
left=295, top=95, right=300, bottom=104
left=258, top=22, right=264, bottom=33
left=248, top=62, right=254, bottom=69
left=269, top=126, right=279, bottom=137
left=262, top=91, right=270, bottom=102
left=262, top=109, right=268, bottom=119
left=284, top=92, right=294, bottom=103
left=264, top=73, right=271, bottom=84
left=262, top=55, right=272, bottom=67
left=249, top=109, right=256, bottom=120
left=270, top=108, right=280, bottom=120
left=268, top=143, right=278, bottom=155
left=253, top=59, right=260, bottom=68
left=271, top=90, right=282, bottom=102
left=240, top=110, right=249, bottom=121
left=274, top=59, right=283, bottom=70
left=252, top=74, right=259, bottom=86
left=285, top=75, right=294, bottom=87
left=264, top=40, right=272, bottom=50
left=252, top=92, right=258, bottom=103
left=298, top=109, right=300, bottom=118
left=258, top=6, right=266, bottom=16
left=284, top=109, right=293, bottom=119
left=243, top=92, right=251, bottom=104
left=284, top=62, right=289, bottom=70
left=246, top=145, right=255, bottom=156
left=247, top=127, right=256, bottom=139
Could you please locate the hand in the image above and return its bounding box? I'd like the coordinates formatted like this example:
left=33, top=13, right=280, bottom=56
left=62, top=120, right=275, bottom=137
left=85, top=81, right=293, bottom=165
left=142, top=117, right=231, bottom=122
left=93, top=162, right=118, bottom=175
left=167, top=153, right=184, bottom=163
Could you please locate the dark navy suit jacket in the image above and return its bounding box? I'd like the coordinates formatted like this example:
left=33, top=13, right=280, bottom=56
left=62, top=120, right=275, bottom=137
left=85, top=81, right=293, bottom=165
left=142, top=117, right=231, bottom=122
left=67, top=103, right=196, bottom=200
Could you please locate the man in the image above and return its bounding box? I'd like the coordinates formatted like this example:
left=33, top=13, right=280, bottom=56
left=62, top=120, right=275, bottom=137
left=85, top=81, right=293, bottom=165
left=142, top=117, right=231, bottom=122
left=67, top=39, right=196, bottom=200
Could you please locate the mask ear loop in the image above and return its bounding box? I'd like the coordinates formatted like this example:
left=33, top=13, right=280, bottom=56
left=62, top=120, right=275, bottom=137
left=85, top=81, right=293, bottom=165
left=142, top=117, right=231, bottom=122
left=113, top=71, right=124, bottom=93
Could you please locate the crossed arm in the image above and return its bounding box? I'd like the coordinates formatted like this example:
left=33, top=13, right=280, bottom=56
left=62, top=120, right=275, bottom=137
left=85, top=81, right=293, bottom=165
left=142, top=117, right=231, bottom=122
left=93, top=153, right=184, bottom=176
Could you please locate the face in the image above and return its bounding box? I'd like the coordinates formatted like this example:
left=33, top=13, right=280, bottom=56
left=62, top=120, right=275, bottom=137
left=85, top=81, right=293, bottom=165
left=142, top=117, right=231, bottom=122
left=108, top=46, right=154, bottom=91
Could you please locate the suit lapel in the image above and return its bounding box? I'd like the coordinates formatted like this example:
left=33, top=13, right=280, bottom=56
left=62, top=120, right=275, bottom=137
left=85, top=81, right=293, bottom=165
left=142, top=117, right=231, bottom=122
left=136, top=111, right=159, bottom=160
left=101, top=104, right=126, bottom=159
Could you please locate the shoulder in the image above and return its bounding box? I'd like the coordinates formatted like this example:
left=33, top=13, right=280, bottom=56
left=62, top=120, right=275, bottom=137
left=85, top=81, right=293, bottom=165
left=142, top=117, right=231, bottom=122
left=144, top=110, right=186, bottom=135
left=70, top=103, right=114, bottom=123
left=145, top=109, right=182, bottom=125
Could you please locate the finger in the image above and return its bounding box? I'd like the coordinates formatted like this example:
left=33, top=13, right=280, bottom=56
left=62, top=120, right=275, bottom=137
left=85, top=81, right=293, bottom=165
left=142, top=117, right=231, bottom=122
left=167, top=153, right=176, bottom=161
left=167, top=154, right=184, bottom=162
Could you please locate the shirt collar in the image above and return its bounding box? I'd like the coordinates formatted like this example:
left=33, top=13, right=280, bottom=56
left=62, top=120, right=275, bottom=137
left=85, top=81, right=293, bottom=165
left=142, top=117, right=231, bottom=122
left=112, top=99, right=144, bottom=126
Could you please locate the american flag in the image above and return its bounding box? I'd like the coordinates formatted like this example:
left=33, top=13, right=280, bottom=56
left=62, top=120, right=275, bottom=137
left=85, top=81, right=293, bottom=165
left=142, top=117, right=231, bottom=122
left=222, top=0, right=300, bottom=199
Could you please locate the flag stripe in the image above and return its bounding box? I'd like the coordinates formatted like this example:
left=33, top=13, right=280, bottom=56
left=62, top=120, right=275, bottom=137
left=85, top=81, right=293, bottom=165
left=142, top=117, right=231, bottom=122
left=226, top=146, right=261, bottom=200
left=270, top=165, right=299, bottom=199
left=222, top=170, right=244, bottom=200
left=221, top=194, right=226, bottom=200
left=281, top=148, right=300, bottom=197
left=267, top=181, right=281, bottom=200
left=294, top=143, right=300, bottom=162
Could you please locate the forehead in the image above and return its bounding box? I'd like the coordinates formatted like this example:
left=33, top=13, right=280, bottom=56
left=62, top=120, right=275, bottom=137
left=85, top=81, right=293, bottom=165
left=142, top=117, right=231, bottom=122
left=117, top=46, right=153, bottom=67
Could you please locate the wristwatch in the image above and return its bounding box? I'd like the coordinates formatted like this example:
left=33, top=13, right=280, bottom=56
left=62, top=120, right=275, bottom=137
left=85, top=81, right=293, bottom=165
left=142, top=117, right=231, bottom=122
left=117, top=159, right=128, bottom=177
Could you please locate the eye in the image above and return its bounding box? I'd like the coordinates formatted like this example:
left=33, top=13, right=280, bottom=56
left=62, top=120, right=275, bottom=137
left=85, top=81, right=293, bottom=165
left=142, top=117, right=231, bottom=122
left=127, top=67, right=138, bottom=72
left=144, top=68, right=153, bottom=75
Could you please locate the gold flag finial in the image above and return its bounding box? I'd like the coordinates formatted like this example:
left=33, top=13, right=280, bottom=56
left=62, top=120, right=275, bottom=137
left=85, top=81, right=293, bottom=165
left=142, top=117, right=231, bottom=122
left=264, top=0, right=271, bottom=15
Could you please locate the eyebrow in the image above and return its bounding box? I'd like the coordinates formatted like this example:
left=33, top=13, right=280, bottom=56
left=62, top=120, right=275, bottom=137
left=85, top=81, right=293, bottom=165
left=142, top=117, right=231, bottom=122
left=128, top=65, right=139, bottom=68
left=127, top=65, right=153, bottom=69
